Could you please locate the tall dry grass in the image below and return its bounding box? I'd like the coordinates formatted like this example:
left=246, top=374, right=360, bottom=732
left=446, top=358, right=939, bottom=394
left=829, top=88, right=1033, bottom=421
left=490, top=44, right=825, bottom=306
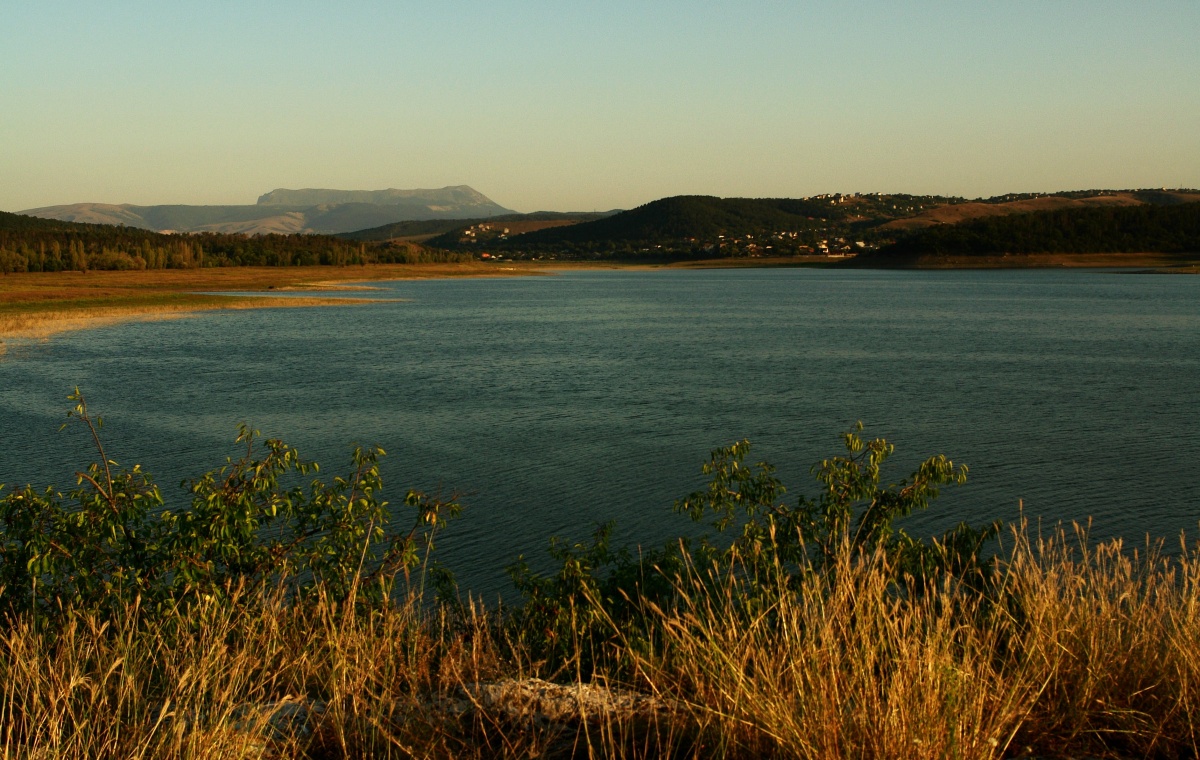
left=631, top=550, right=1025, bottom=759
left=1, top=523, right=1198, bottom=759
left=0, top=588, right=520, bottom=759
left=997, top=525, right=1200, bottom=757
left=629, top=522, right=1200, bottom=759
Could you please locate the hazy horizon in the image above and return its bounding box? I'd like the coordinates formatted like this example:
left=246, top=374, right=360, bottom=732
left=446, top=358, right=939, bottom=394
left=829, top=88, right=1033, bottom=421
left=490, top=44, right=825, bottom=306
left=4, top=1, right=1198, bottom=214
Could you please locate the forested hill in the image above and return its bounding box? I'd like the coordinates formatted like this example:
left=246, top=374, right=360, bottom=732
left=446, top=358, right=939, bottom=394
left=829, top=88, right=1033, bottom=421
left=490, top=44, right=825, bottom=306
left=493, top=196, right=881, bottom=245
left=427, top=194, right=959, bottom=256
left=424, top=190, right=1200, bottom=260
left=514, top=196, right=828, bottom=243
left=864, top=202, right=1200, bottom=261
left=0, top=211, right=465, bottom=272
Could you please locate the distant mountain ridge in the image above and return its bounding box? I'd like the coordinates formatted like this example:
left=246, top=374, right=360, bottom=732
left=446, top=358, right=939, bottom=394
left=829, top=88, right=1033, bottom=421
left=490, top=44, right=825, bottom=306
left=256, top=186, right=499, bottom=208
left=18, top=186, right=513, bottom=235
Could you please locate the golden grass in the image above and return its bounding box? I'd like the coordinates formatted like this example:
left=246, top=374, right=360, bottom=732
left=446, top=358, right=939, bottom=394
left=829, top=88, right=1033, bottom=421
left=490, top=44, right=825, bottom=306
left=0, top=591, right=499, bottom=759
left=2, top=524, right=1199, bottom=758
left=624, top=525, right=1200, bottom=759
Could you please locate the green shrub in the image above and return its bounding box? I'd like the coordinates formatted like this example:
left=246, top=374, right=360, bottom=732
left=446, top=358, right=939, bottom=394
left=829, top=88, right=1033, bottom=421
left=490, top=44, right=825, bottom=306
left=0, top=390, right=460, bottom=620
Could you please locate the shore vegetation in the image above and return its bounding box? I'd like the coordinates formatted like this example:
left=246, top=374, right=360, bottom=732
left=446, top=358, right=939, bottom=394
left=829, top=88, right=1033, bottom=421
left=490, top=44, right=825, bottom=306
left=2, top=394, right=1198, bottom=758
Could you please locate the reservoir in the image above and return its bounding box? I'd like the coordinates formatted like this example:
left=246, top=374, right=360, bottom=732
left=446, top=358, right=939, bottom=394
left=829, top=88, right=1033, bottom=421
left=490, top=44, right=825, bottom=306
left=1, top=267, right=1198, bottom=595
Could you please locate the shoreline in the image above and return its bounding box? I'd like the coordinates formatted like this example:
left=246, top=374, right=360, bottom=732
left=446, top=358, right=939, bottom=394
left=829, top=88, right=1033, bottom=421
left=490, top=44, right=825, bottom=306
left=3, top=253, right=1196, bottom=344
left=0, top=262, right=552, bottom=343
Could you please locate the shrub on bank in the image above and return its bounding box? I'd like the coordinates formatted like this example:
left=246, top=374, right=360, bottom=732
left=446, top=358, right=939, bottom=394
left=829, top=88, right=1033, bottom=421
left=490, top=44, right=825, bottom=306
left=0, top=390, right=460, bottom=620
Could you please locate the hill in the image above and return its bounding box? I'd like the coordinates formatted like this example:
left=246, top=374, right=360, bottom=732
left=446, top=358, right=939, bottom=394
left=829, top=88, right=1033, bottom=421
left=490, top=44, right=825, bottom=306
left=17, top=186, right=514, bottom=236
left=427, top=189, right=1200, bottom=261
left=437, top=194, right=961, bottom=257
left=880, top=190, right=1200, bottom=232
left=14, top=188, right=1200, bottom=265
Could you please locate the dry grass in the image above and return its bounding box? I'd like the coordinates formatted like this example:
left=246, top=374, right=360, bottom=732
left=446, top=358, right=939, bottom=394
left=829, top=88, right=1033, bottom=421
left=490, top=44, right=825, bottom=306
left=997, top=527, right=1200, bottom=757
left=2, top=523, right=1199, bottom=758
left=635, top=554, right=1023, bottom=759
left=626, top=524, right=1200, bottom=759
left=0, top=589, right=515, bottom=760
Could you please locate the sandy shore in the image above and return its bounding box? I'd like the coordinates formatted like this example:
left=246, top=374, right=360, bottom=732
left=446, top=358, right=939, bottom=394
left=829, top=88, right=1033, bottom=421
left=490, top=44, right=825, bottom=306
left=0, top=262, right=531, bottom=344
left=0, top=294, right=393, bottom=344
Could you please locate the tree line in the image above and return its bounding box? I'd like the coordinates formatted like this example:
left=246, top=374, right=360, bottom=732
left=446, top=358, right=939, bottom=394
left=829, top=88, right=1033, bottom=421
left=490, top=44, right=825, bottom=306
left=876, top=202, right=1200, bottom=258
left=0, top=212, right=470, bottom=273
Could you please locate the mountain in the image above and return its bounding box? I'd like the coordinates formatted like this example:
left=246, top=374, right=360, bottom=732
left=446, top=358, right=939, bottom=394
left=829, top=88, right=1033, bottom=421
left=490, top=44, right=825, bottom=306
left=17, top=186, right=514, bottom=235
left=256, top=185, right=506, bottom=211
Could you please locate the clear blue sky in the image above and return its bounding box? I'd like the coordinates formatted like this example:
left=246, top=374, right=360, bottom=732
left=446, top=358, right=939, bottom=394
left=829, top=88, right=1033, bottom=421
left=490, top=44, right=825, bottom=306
left=3, top=1, right=1198, bottom=213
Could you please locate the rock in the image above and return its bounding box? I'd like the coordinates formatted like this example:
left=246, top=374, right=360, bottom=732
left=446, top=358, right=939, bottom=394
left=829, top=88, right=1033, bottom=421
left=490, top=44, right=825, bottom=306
left=230, top=698, right=326, bottom=742
left=457, top=678, right=665, bottom=727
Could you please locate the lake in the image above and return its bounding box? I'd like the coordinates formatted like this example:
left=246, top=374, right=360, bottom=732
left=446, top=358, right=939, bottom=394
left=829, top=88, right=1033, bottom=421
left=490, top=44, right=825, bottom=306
left=2, top=267, right=1198, bottom=596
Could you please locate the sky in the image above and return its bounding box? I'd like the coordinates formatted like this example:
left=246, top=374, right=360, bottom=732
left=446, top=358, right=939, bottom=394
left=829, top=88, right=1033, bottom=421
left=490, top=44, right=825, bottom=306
left=3, top=1, right=1199, bottom=213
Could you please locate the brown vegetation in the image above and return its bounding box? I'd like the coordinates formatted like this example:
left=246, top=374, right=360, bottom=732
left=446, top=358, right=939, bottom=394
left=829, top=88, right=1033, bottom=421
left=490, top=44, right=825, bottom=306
left=2, top=524, right=1198, bottom=758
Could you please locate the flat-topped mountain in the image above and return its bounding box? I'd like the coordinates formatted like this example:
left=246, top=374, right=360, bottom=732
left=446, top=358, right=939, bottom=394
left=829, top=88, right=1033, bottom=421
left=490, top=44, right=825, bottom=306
left=18, top=186, right=514, bottom=236
left=256, top=185, right=504, bottom=211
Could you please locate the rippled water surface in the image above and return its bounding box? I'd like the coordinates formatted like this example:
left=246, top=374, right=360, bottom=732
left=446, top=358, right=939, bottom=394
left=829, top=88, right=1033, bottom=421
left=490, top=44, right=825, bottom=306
left=2, top=268, right=1198, bottom=594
